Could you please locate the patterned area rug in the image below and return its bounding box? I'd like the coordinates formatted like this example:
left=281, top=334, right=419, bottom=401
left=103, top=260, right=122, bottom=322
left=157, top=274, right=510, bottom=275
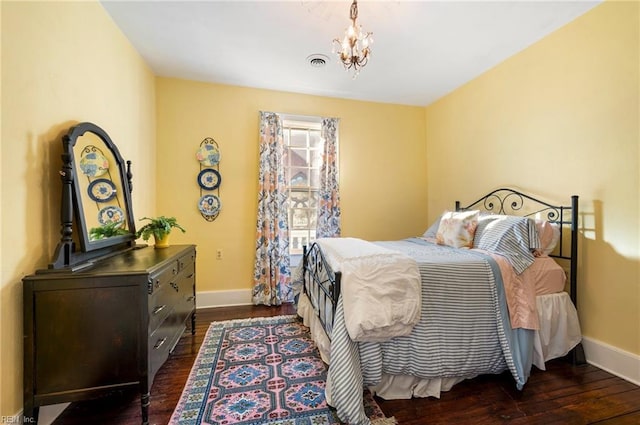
left=169, top=315, right=391, bottom=425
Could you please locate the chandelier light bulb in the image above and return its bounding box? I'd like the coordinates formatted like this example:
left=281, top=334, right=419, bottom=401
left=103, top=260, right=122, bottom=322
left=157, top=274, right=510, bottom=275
left=332, top=0, right=373, bottom=78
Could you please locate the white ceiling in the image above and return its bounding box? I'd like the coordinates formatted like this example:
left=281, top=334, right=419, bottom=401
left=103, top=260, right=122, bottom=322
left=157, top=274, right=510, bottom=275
left=99, top=0, right=601, bottom=107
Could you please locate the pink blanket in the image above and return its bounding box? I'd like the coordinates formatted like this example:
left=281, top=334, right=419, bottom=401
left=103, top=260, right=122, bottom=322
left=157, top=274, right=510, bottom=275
left=476, top=249, right=540, bottom=330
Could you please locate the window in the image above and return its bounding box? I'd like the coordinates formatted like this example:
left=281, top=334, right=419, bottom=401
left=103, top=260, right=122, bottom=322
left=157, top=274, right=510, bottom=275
left=282, top=118, right=322, bottom=255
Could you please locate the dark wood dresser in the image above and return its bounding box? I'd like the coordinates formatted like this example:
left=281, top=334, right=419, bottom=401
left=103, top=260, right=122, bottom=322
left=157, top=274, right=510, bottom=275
left=23, top=244, right=196, bottom=424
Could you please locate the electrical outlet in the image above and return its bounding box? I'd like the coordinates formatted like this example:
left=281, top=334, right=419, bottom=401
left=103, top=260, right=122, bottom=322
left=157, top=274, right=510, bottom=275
left=216, top=249, right=223, bottom=260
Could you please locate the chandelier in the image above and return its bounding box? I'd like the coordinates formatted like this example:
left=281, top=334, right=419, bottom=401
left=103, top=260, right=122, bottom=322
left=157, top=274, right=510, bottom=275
left=332, top=0, right=373, bottom=77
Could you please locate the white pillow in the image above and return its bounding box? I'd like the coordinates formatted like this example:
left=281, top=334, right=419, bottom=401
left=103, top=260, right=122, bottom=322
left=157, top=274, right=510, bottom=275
left=436, top=210, right=480, bottom=248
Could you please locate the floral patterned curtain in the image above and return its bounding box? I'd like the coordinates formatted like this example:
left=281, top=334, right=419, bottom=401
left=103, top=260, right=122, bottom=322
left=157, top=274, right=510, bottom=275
left=316, top=117, right=341, bottom=238
left=252, top=112, right=292, bottom=305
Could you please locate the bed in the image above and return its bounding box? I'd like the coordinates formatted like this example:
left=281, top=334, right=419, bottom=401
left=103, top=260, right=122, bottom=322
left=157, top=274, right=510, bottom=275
left=294, top=188, right=584, bottom=425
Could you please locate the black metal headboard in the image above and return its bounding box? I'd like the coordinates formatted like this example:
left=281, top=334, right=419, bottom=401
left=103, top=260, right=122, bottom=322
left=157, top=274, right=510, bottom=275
left=456, top=188, right=579, bottom=308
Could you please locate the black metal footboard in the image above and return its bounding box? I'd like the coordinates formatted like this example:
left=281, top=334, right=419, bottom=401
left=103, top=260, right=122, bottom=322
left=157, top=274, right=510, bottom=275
left=302, top=243, right=341, bottom=339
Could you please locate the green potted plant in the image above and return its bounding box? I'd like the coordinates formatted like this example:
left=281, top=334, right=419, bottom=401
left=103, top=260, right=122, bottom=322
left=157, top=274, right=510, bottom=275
left=89, top=222, right=130, bottom=241
left=135, top=216, right=186, bottom=248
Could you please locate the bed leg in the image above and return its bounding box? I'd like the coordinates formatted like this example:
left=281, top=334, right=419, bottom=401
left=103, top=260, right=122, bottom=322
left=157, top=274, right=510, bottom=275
left=568, top=342, right=587, bottom=366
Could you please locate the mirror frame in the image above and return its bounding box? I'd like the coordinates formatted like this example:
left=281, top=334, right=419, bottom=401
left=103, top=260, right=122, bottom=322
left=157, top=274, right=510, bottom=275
left=51, top=122, right=136, bottom=269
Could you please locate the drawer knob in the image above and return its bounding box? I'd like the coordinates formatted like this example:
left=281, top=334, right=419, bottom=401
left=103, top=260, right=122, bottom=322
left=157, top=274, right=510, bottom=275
left=154, top=337, right=167, bottom=350
left=186, top=296, right=195, bottom=302
left=170, top=282, right=179, bottom=292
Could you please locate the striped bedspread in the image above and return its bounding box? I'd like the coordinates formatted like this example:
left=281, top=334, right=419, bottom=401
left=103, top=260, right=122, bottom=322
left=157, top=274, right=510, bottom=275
left=326, top=238, right=534, bottom=425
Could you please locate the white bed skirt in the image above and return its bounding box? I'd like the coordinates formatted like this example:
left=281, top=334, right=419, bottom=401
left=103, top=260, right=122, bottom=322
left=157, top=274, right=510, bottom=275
left=532, top=292, right=582, bottom=370
left=297, top=291, right=582, bottom=399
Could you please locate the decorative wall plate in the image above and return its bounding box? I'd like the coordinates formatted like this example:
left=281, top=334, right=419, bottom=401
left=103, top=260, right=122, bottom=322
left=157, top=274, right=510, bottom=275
left=87, top=178, right=117, bottom=202
left=197, top=168, right=221, bottom=191
left=97, top=206, right=125, bottom=226
left=80, top=152, right=109, bottom=177
left=198, top=194, right=221, bottom=216
left=196, top=144, right=221, bottom=166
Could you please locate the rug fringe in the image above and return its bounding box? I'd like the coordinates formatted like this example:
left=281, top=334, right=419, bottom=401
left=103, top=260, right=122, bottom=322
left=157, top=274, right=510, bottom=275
left=371, top=417, right=398, bottom=425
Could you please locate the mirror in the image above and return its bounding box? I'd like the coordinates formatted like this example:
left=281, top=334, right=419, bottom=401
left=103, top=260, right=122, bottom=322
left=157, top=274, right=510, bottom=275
left=51, top=122, right=136, bottom=269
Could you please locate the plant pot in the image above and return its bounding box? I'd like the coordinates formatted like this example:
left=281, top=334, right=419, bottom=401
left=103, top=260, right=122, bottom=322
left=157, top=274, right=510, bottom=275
left=154, top=234, right=170, bottom=249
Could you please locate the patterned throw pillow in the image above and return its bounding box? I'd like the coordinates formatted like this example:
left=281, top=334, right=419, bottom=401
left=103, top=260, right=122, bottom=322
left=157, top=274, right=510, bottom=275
left=436, top=210, right=480, bottom=248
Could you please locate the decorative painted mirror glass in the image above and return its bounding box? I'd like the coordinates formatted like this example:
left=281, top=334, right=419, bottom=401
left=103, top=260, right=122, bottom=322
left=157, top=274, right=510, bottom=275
left=51, top=122, right=136, bottom=268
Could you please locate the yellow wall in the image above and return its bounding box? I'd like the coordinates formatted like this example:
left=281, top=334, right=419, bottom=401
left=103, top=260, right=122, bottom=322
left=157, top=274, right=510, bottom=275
left=425, top=0, right=639, bottom=355
left=2, top=0, right=637, bottom=418
left=155, top=78, right=428, bottom=292
left=1, top=0, right=156, bottom=417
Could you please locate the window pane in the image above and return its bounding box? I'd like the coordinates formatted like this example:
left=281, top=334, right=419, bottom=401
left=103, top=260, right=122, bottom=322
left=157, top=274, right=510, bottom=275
left=292, top=208, right=309, bottom=228
left=290, top=229, right=308, bottom=255
left=290, top=148, right=308, bottom=167
left=289, top=167, right=308, bottom=186
left=310, top=148, right=323, bottom=169
left=290, top=190, right=309, bottom=207
left=290, top=130, right=307, bottom=147
left=309, top=131, right=322, bottom=149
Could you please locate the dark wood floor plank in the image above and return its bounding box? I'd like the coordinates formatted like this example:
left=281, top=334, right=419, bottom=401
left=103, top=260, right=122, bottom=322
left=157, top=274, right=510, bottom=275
left=592, top=411, right=640, bottom=424
left=50, top=304, right=640, bottom=425
left=520, top=387, right=640, bottom=424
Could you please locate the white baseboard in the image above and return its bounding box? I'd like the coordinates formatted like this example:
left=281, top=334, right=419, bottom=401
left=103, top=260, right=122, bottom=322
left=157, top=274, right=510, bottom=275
left=582, top=336, right=640, bottom=386
left=196, top=289, right=253, bottom=309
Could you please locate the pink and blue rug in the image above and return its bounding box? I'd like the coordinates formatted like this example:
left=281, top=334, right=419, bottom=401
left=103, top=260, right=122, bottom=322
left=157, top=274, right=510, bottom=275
left=169, top=315, right=387, bottom=425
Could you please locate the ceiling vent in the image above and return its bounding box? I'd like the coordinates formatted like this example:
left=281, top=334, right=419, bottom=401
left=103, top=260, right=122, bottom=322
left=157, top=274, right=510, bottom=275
left=307, top=54, right=329, bottom=68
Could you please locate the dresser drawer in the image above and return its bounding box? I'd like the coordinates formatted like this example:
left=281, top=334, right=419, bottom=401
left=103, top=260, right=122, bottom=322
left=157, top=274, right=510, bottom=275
left=177, top=250, right=195, bottom=272
left=148, top=282, right=176, bottom=333
left=175, top=262, right=196, bottom=325
left=148, top=261, right=179, bottom=294
left=148, top=312, right=183, bottom=383
left=178, top=261, right=196, bottom=292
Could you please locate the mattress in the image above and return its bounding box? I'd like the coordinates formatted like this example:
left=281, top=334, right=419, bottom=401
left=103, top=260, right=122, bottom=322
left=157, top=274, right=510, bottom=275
left=525, top=256, right=568, bottom=295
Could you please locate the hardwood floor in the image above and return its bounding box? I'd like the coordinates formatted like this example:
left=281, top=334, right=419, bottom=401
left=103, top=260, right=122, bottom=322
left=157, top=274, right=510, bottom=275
left=51, top=304, right=640, bottom=425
